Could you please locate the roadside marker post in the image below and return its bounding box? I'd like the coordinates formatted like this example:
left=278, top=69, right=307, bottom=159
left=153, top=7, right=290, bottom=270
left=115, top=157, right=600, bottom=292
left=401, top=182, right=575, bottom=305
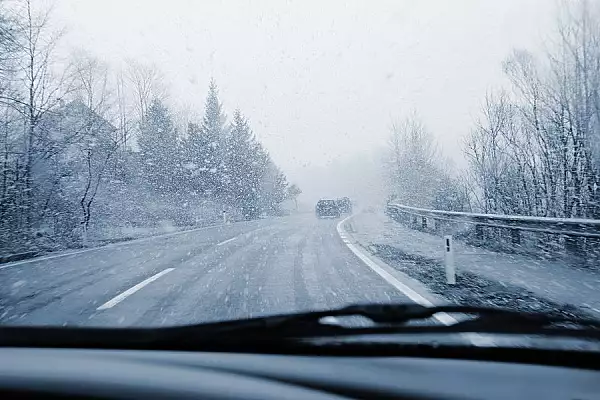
left=444, top=235, right=456, bottom=285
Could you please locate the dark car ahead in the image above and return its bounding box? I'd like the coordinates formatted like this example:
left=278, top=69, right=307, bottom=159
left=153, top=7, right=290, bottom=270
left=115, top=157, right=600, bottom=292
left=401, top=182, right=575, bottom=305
left=315, top=199, right=341, bottom=218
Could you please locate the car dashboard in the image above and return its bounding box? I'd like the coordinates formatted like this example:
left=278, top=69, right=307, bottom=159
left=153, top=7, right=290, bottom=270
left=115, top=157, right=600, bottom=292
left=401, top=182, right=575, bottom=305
left=0, top=348, right=597, bottom=399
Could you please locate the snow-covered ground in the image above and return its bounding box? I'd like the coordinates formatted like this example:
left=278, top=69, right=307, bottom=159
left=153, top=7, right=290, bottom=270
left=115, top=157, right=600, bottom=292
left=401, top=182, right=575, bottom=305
left=87, top=222, right=200, bottom=245
left=348, top=211, right=600, bottom=318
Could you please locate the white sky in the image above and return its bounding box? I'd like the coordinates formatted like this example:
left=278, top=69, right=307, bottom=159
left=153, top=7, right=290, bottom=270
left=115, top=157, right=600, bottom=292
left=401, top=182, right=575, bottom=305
left=52, top=0, right=559, bottom=203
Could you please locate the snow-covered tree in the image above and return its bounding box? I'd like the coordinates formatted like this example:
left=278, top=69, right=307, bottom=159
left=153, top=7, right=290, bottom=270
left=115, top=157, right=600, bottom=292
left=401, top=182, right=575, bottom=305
left=385, top=115, right=445, bottom=207
left=287, top=184, right=302, bottom=211
left=2, top=0, right=74, bottom=236
left=199, top=79, right=226, bottom=196
left=259, top=162, right=289, bottom=215
left=465, top=0, right=600, bottom=219
left=0, top=2, right=296, bottom=253
left=138, top=99, right=179, bottom=193
left=223, top=109, right=261, bottom=217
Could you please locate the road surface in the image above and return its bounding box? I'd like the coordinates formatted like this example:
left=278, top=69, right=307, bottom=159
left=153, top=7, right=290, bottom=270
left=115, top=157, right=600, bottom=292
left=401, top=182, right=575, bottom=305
left=0, top=215, right=411, bottom=327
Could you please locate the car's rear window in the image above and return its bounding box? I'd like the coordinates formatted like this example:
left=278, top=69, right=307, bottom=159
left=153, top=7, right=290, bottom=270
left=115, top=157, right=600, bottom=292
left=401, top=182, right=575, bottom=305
left=319, top=200, right=335, bottom=206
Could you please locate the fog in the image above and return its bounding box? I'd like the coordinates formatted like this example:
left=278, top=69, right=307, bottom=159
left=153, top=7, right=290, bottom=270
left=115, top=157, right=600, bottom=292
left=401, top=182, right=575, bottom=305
left=53, top=0, right=558, bottom=205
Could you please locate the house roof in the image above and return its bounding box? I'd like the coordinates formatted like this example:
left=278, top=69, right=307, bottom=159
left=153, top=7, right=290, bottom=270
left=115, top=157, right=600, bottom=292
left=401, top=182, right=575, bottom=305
left=52, top=99, right=117, bottom=133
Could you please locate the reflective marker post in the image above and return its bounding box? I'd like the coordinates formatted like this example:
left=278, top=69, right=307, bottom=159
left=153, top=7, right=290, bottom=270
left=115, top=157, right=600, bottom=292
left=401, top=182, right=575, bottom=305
left=444, top=235, right=456, bottom=285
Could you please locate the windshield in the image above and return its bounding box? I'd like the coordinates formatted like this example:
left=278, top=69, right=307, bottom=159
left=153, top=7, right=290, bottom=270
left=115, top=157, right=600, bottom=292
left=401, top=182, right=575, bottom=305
left=0, top=0, right=599, bottom=345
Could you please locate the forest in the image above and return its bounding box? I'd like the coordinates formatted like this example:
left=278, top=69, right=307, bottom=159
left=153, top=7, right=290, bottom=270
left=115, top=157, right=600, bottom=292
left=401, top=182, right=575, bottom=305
left=0, top=1, right=300, bottom=254
left=385, top=0, right=600, bottom=222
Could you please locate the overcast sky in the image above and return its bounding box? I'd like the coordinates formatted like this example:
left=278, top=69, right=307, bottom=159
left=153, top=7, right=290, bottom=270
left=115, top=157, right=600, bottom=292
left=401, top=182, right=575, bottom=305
left=52, top=0, right=559, bottom=204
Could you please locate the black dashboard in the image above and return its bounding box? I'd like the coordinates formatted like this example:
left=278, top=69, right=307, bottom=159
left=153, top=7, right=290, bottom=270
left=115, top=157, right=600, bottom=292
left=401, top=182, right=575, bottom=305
left=0, top=348, right=598, bottom=399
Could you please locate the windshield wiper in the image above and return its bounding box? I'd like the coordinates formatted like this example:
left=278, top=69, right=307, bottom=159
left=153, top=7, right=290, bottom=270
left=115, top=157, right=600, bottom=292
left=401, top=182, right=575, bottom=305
left=193, top=303, right=600, bottom=341
left=1, top=304, right=599, bottom=349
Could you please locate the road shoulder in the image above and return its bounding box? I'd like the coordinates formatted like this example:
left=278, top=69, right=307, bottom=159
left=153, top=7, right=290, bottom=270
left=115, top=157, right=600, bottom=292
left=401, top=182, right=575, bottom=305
left=346, top=211, right=600, bottom=319
left=337, top=214, right=457, bottom=326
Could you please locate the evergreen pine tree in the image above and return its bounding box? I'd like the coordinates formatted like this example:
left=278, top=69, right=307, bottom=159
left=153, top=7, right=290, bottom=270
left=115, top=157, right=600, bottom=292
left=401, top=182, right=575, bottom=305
left=138, top=99, right=178, bottom=193
left=199, top=79, right=226, bottom=196
left=225, top=109, right=261, bottom=218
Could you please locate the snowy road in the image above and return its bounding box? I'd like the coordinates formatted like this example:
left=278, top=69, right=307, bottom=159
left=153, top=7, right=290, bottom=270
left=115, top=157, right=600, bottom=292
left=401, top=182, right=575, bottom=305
left=0, top=215, right=411, bottom=327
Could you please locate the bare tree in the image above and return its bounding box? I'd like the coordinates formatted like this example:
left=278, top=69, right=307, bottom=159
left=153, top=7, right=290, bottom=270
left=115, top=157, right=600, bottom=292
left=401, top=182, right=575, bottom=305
left=78, top=135, right=123, bottom=245
left=0, top=0, right=19, bottom=94
left=464, top=90, right=528, bottom=214
left=465, top=0, right=600, bottom=222
left=0, top=0, right=20, bottom=227
left=551, top=0, right=600, bottom=218
left=125, top=60, right=166, bottom=125
left=72, top=50, right=112, bottom=116
left=69, top=52, right=126, bottom=244
left=115, top=70, right=133, bottom=147
left=384, top=113, right=443, bottom=208
left=0, top=0, right=74, bottom=234
left=287, top=183, right=302, bottom=211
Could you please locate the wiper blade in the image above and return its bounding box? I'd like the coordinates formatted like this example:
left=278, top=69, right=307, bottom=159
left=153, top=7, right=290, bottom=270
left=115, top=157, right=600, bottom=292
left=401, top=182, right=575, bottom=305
left=1, top=304, right=599, bottom=349
left=197, top=303, right=600, bottom=341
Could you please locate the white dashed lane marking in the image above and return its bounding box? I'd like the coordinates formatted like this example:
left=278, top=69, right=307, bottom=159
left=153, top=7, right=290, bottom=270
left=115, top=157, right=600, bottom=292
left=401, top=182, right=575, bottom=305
left=97, top=268, right=175, bottom=311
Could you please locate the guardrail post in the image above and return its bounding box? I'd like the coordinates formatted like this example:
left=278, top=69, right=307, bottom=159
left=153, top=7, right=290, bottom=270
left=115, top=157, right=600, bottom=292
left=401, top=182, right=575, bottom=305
left=586, top=237, right=600, bottom=268
left=444, top=235, right=456, bottom=285
left=511, top=229, right=520, bottom=245
left=565, top=236, right=581, bottom=264
left=475, top=225, right=484, bottom=243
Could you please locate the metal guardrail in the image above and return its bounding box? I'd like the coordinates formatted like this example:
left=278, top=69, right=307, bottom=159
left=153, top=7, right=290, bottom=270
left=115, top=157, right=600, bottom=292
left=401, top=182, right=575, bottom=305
left=386, top=203, right=600, bottom=239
